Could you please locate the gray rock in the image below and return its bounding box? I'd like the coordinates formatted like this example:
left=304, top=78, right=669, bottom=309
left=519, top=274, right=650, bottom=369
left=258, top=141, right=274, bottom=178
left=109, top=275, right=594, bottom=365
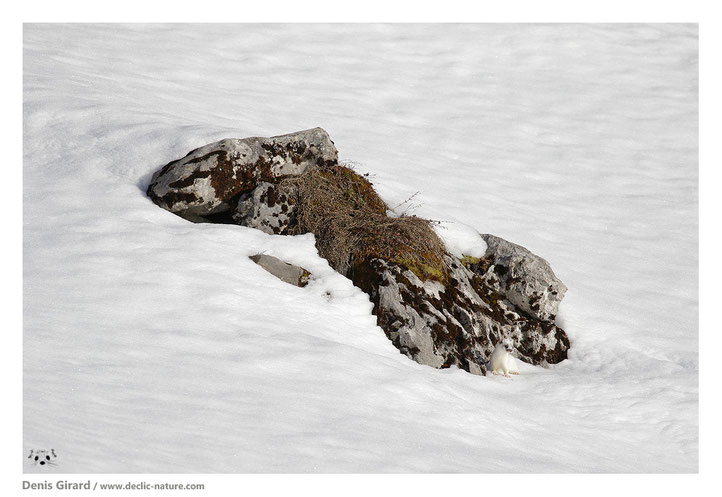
left=476, top=234, right=567, bottom=323
left=147, top=127, right=337, bottom=221
left=249, top=254, right=311, bottom=287
left=232, top=182, right=298, bottom=235
left=356, top=254, right=570, bottom=374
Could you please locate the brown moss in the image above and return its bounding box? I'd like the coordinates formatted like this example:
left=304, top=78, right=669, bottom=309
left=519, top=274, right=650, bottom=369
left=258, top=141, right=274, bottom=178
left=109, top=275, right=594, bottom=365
left=154, top=190, right=200, bottom=208
left=185, top=150, right=225, bottom=165
left=462, top=256, right=493, bottom=275
left=469, top=274, right=511, bottom=325
left=459, top=255, right=481, bottom=267
left=282, top=165, right=449, bottom=284
left=168, top=169, right=211, bottom=189
left=350, top=217, right=449, bottom=284
left=181, top=150, right=253, bottom=203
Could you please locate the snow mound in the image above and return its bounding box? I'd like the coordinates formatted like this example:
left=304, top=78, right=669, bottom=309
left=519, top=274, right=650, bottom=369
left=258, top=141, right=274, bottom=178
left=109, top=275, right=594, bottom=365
left=432, top=220, right=488, bottom=259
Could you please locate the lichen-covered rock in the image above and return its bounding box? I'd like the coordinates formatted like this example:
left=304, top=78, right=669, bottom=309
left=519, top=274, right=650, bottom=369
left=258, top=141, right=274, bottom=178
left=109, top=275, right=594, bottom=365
left=249, top=254, right=310, bottom=287
left=355, top=253, right=570, bottom=373
left=147, top=128, right=337, bottom=222
left=233, top=182, right=298, bottom=235
left=474, top=234, right=567, bottom=322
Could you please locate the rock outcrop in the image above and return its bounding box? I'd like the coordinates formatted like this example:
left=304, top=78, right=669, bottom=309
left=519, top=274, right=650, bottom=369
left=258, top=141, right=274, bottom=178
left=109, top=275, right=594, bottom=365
left=232, top=182, right=298, bottom=235
left=147, top=128, right=570, bottom=375
left=147, top=128, right=337, bottom=222
left=477, top=234, right=567, bottom=322
left=354, top=250, right=569, bottom=374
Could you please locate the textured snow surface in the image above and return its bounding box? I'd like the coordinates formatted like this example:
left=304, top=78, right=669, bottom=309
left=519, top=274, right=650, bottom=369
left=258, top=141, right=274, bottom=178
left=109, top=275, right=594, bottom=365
left=23, top=24, right=697, bottom=473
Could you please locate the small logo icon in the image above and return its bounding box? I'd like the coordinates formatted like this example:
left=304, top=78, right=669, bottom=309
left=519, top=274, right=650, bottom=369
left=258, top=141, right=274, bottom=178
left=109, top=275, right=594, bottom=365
left=27, top=449, right=57, bottom=467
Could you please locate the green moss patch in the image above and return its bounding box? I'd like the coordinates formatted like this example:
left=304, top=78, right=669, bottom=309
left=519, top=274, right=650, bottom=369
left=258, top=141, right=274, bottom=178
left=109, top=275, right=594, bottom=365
left=461, top=255, right=492, bottom=274
left=460, top=255, right=481, bottom=266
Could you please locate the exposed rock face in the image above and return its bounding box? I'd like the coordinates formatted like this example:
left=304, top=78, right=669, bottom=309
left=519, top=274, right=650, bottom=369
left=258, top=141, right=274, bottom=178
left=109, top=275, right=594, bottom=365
left=477, top=234, right=567, bottom=322
left=146, top=128, right=337, bottom=222
left=233, top=182, right=298, bottom=235
left=354, top=257, right=489, bottom=375
left=147, top=128, right=570, bottom=375
left=355, top=251, right=569, bottom=373
left=249, top=254, right=310, bottom=287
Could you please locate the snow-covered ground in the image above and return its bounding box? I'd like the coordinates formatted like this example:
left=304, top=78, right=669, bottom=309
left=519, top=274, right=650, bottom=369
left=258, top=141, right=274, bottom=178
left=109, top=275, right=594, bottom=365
left=23, top=23, right=697, bottom=473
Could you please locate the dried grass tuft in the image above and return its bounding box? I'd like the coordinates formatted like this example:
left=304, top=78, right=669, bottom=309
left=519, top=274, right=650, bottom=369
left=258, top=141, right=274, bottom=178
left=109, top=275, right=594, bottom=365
left=282, top=165, right=449, bottom=283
